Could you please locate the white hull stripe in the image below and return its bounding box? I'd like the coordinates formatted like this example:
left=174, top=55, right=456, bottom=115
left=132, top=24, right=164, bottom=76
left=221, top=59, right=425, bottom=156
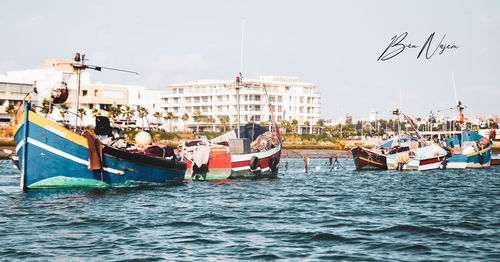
left=16, top=140, right=24, bottom=153
left=27, top=138, right=124, bottom=175
left=232, top=166, right=271, bottom=172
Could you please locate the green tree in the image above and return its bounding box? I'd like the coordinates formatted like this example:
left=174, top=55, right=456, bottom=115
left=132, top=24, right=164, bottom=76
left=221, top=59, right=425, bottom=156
left=220, top=115, right=229, bottom=133
left=91, top=108, right=101, bottom=118
left=107, top=105, right=121, bottom=124
left=207, top=116, right=216, bottom=132
left=182, top=113, right=190, bottom=132
left=193, top=110, right=202, bottom=133
left=164, top=112, right=175, bottom=132
left=291, top=119, right=298, bottom=134
left=59, top=103, right=69, bottom=123
left=77, top=108, right=87, bottom=128
left=152, top=112, right=163, bottom=131
left=5, top=104, right=17, bottom=121
left=137, top=106, right=149, bottom=130
left=280, top=120, right=290, bottom=133
left=303, top=121, right=310, bottom=134
left=316, top=119, right=325, bottom=135
left=122, top=105, right=136, bottom=130
left=40, top=99, right=53, bottom=117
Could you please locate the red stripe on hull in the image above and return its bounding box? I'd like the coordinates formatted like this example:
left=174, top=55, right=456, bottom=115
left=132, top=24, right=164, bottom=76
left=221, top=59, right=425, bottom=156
left=419, top=157, right=443, bottom=166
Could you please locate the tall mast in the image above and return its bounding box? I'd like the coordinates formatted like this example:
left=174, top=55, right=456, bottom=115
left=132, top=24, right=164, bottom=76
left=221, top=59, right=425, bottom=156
left=71, top=52, right=139, bottom=132
left=236, top=19, right=245, bottom=139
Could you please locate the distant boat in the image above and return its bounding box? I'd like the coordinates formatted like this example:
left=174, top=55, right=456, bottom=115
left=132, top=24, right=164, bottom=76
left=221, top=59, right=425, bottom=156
left=12, top=103, right=186, bottom=190
left=444, top=130, right=492, bottom=168
left=386, top=145, right=448, bottom=171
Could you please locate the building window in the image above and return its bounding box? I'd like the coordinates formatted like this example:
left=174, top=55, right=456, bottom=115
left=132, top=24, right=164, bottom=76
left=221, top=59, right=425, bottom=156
left=82, top=90, right=88, bottom=96
left=94, top=90, right=98, bottom=96
left=89, top=104, right=94, bottom=109
left=278, top=96, right=282, bottom=102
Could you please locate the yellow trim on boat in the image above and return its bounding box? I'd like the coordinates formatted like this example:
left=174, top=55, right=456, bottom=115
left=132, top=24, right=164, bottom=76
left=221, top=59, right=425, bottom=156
left=467, top=145, right=492, bottom=157
left=11, top=111, right=25, bottom=136
left=28, top=111, right=88, bottom=148
left=358, top=155, right=385, bottom=166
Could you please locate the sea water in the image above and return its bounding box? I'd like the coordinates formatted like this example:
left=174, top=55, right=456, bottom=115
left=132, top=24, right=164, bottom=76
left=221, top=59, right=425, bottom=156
left=0, top=158, right=498, bottom=261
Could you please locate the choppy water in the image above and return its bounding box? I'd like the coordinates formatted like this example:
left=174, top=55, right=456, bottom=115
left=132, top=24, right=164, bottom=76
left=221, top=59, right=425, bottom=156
left=0, top=158, right=499, bottom=261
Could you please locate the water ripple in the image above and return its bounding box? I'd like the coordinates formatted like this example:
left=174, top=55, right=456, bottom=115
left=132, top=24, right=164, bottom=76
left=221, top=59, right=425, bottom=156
left=0, top=159, right=498, bottom=260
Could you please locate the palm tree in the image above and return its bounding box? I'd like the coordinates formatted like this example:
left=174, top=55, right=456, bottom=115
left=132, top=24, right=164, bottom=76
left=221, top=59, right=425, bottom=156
left=303, top=121, right=310, bottom=134
left=164, top=112, right=175, bottom=132
left=40, top=99, right=53, bottom=117
left=107, top=105, right=121, bottom=124
left=152, top=112, right=163, bottom=130
left=206, top=116, right=216, bottom=132
left=220, top=115, right=229, bottom=133
left=182, top=113, right=190, bottom=132
left=5, top=104, right=17, bottom=121
left=59, top=103, right=69, bottom=124
left=122, top=105, right=135, bottom=130
left=193, top=110, right=202, bottom=133
left=280, top=120, right=290, bottom=133
left=77, top=108, right=87, bottom=128
left=291, top=119, right=298, bottom=134
left=91, top=108, right=101, bottom=118
left=316, top=119, right=325, bottom=135
left=137, top=106, right=149, bottom=130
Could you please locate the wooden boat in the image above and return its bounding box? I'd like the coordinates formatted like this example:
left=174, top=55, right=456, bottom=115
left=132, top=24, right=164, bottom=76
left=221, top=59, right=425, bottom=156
left=386, top=145, right=448, bottom=171
left=351, top=146, right=387, bottom=170
left=444, top=130, right=492, bottom=168
left=12, top=103, right=186, bottom=190
left=181, top=123, right=281, bottom=181
left=351, top=135, right=413, bottom=171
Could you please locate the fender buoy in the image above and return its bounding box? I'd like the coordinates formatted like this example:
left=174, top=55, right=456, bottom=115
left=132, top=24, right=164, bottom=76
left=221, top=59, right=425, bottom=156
left=269, top=157, right=279, bottom=172
left=478, top=153, right=484, bottom=165
left=250, top=156, right=260, bottom=171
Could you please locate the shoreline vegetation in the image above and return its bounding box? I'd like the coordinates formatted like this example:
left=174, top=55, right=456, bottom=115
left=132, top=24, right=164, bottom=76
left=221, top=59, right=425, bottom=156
left=1, top=127, right=499, bottom=159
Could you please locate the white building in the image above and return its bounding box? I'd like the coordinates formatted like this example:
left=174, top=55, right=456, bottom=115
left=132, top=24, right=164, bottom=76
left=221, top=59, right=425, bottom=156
left=161, top=76, right=321, bottom=132
left=0, top=59, right=156, bottom=128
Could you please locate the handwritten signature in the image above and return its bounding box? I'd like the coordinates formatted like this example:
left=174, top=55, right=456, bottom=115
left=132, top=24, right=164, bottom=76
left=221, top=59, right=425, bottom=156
left=378, top=32, right=459, bottom=61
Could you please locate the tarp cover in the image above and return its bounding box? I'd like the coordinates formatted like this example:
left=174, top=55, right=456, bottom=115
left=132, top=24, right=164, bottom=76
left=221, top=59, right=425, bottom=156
left=237, top=123, right=269, bottom=142
left=445, top=130, right=485, bottom=148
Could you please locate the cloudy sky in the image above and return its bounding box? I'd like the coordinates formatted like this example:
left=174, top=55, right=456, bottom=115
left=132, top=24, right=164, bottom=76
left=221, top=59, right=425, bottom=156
left=1, top=0, right=498, bottom=119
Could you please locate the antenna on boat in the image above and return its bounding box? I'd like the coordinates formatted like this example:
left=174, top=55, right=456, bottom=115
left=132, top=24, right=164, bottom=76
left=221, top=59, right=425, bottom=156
left=72, top=52, right=139, bottom=131
left=240, top=19, right=245, bottom=76
left=235, top=19, right=245, bottom=139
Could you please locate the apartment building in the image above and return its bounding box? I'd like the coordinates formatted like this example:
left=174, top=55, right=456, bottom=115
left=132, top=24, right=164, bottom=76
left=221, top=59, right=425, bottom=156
left=161, top=76, right=321, bottom=132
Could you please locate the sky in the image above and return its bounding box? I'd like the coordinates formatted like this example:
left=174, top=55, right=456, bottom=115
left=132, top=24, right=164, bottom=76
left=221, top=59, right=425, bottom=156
left=0, top=0, right=499, bottom=119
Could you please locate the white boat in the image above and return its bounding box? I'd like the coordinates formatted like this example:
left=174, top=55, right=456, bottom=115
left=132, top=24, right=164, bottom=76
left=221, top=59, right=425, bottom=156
left=386, top=145, right=448, bottom=171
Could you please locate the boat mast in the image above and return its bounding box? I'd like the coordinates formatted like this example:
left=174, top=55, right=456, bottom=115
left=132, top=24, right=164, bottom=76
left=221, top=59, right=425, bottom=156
left=236, top=19, right=245, bottom=139
left=71, top=52, right=139, bottom=132
left=73, top=52, right=85, bottom=131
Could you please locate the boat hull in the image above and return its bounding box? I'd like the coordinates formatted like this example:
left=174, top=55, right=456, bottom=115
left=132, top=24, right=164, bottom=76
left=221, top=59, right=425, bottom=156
left=446, top=145, right=492, bottom=169
left=386, top=145, right=447, bottom=171
left=184, top=146, right=281, bottom=181
left=387, top=156, right=445, bottom=171
left=351, top=146, right=387, bottom=170
left=13, top=106, right=186, bottom=190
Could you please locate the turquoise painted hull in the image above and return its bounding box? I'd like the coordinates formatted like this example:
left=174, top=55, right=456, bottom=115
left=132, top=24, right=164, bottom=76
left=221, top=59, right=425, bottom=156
left=14, top=105, right=186, bottom=190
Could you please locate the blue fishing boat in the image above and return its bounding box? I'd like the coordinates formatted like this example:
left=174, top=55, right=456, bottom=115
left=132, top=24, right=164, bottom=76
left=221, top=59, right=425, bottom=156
left=12, top=103, right=186, bottom=190
left=444, top=130, right=492, bottom=168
